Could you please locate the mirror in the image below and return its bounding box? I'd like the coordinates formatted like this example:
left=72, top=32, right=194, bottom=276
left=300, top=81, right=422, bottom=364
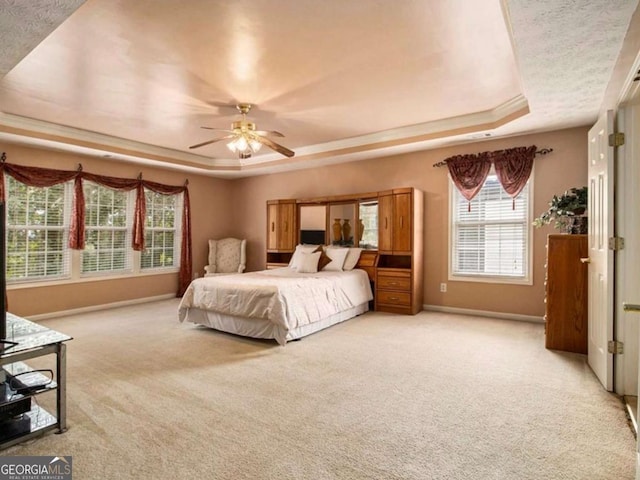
left=299, top=205, right=326, bottom=245
left=329, top=203, right=356, bottom=246
left=298, top=200, right=379, bottom=249
left=358, top=200, right=378, bottom=250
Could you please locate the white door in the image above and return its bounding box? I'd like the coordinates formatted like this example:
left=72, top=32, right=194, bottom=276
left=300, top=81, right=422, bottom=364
left=617, top=103, right=640, bottom=397
left=623, top=103, right=640, bottom=480
left=587, top=110, right=615, bottom=391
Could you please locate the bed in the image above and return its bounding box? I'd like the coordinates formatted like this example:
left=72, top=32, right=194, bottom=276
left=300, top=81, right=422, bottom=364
left=178, top=267, right=373, bottom=345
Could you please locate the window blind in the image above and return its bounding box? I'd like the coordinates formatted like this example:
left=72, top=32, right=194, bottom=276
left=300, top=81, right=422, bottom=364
left=81, top=182, right=132, bottom=274
left=452, top=174, right=530, bottom=278
left=6, top=177, right=72, bottom=281
left=141, top=191, right=181, bottom=270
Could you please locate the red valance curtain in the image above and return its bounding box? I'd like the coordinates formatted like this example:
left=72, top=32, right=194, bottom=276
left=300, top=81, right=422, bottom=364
left=0, top=162, right=192, bottom=296
left=492, top=145, right=537, bottom=201
left=444, top=145, right=537, bottom=208
left=446, top=152, right=492, bottom=203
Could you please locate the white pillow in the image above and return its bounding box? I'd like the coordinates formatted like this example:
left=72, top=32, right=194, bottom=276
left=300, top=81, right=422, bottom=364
left=296, top=251, right=321, bottom=273
left=289, top=244, right=319, bottom=270
left=322, top=247, right=349, bottom=271
left=342, top=248, right=363, bottom=271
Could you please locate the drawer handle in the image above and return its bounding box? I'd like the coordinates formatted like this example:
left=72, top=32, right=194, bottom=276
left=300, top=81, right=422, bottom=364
left=271, top=222, right=275, bottom=232
left=389, top=296, right=399, bottom=301
left=389, top=282, right=398, bottom=286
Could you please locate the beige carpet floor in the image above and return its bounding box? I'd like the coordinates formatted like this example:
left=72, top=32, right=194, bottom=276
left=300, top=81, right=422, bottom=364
left=3, top=299, right=636, bottom=479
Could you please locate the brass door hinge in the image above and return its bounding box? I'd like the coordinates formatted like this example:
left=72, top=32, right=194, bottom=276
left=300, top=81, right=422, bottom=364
left=609, top=132, right=625, bottom=147
left=608, top=237, right=625, bottom=251
left=608, top=340, right=624, bottom=354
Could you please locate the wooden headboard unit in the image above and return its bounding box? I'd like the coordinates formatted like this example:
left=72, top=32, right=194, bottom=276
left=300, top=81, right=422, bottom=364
left=266, top=187, right=423, bottom=314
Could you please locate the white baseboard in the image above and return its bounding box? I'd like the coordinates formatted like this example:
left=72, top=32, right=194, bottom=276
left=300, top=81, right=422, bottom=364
left=26, top=294, right=177, bottom=321
left=423, top=304, right=544, bottom=324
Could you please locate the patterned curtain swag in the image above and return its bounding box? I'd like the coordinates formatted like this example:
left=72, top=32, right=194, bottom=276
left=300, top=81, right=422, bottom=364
left=440, top=145, right=540, bottom=210
left=0, top=159, right=192, bottom=296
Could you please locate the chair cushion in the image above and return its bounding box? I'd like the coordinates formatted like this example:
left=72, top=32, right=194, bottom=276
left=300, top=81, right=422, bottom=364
left=216, top=238, right=244, bottom=273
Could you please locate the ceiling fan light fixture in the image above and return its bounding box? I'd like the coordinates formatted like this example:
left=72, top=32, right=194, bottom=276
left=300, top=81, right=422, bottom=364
left=235, top=135, right=249, bottom=152
left=191, top=103, right=294, bottom=158
left=227, top=133, right=262, bottom=157
left=249, top=138, right=262, bottom=152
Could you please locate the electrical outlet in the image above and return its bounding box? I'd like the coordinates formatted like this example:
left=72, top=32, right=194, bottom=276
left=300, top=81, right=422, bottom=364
left=440, top=283, right=447, bottom=293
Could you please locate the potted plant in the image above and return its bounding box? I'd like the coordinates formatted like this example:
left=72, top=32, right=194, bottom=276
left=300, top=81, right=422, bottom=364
left=533, top=186, right=588, bottom=234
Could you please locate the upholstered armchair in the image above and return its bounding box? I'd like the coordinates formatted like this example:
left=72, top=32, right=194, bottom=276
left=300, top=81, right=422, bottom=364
left=204, top=238, right=247, bottom=276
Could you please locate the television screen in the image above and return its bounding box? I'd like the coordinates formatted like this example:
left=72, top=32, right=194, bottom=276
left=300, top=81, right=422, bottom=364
left=300, top=230, right=325, bottom=245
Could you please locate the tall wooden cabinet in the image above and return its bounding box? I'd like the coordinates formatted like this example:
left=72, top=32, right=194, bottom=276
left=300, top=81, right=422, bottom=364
left=375, top=188, right=424, bottom=315
left=378, top=190, right=412, bottom=255
left=266, top=200, right=296, bottom=268
left=545, top=234, right=588, bottom=354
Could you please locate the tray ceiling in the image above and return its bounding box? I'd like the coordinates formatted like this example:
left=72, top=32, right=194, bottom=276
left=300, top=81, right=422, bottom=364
left=0, top=0, right=637, bottom=177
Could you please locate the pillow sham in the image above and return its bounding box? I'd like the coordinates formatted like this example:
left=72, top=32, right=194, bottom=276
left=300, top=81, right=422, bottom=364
left=342, top=248, right=363, bottom=271
left=296, top=251, right=321, bottom=273
left=322, top=247, right=349, bottom=271
left=289, top=244, right=319, bottom=270
left=313, top=245, right=332, bottom=270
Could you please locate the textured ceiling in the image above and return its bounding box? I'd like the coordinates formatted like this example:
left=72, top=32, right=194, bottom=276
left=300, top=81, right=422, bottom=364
left=0, top=0, right=87, bottom=75
left=0, top=0, right=638, bottom=177
left=498, top=0, right=640, bottom=135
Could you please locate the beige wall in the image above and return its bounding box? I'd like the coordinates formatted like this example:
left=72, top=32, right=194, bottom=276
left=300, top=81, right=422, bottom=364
left=2, top=142, right=236, bottom=317
left=232, top=127, right=589, bottom=318
left=1, top=126, right=588, bottom=318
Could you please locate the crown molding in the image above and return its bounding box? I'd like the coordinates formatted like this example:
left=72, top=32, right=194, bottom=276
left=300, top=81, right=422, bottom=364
left=0, top=95, right=528, bottom=177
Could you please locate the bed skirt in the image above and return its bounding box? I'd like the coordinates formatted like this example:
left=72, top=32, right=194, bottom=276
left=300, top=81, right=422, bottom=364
left=182, top=302, right=369, bottom=345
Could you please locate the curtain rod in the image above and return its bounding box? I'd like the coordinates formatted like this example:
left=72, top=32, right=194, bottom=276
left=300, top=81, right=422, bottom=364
left=432, top=147, right=553, bottom=168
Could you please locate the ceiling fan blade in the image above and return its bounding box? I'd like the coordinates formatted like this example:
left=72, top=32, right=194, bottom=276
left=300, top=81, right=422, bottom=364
left=200, top=127, right=234, bottom=132
left=189, top=134, right=235, bottom=149
left=254, top=130, right=285, bottom=138
left=254, top=135, right=295, bottom=158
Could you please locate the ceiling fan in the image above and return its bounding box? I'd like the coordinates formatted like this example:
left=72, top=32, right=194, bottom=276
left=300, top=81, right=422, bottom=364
left=189, top=103, right=295, bottom=159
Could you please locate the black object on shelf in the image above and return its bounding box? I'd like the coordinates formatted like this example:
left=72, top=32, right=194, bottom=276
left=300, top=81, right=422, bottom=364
left=0, top=396, right=31, bottom=422
left=0, top=415, right=31, bottom=442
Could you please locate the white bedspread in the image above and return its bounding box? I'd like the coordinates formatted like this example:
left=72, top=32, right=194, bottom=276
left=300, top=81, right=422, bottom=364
left=178, top=268, right=373, bottom=332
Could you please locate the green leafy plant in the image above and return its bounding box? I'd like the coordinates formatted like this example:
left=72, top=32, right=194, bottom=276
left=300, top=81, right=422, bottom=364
left=533, top=186, right=588, bottom=231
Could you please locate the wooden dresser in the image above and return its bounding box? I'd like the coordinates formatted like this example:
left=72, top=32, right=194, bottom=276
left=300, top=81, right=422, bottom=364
left=544, top=234, right=588, bottom=354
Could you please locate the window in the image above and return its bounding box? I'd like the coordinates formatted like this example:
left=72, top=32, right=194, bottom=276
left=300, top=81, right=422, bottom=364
left=141, top=191, right=181, bottom=270
left=82, top=182, right=131, bottom=275
left=359, top=201, right=378, bottom=249
left=450, top=170, right=532, bottom=283
left=6, top=177, right=71, bottom=282
left=5, top=178, right=182, bottom=285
